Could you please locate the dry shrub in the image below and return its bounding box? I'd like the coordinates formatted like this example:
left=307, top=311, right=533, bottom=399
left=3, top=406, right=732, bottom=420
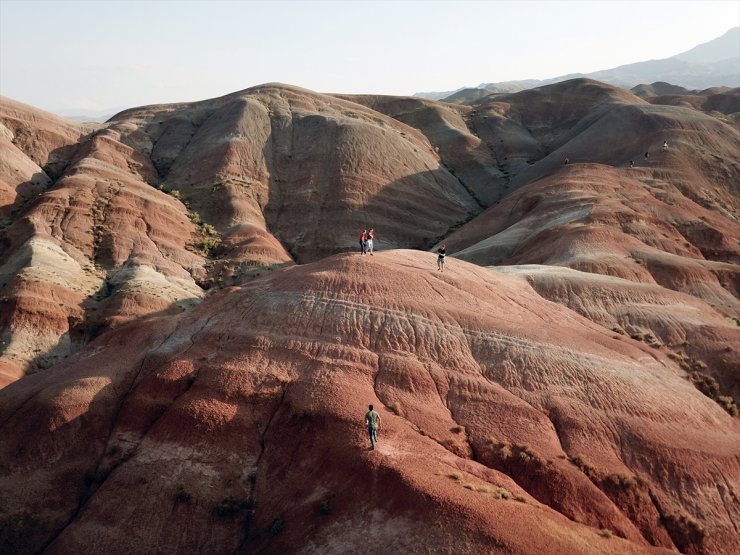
left=600, top=529, right=613, bottom=539
left=569, top=454, right=596, bottom=476
left=607, top=473, right=638, bottom=489
left=492, top=487, right=511, bottom=500
left=718, top=396, right=738, bottom=417
left=690, top=372, right=738, bottom=416
left=447, top=471, right=463, bottom=481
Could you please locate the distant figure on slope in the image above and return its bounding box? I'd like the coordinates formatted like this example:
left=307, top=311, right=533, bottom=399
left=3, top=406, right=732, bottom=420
left=564, top=157, right=569, bottom=165
left=663, top=140, right=668, bottom=151
left=437, top=244, right=446, bottom=272
left=365, top=404, right=381, bottom=449
left=644, top=151, right=649, bottom=160
left=629, top=160, right=634, bottom=168
left=367, top=228, right=375, bottom=255
left=359, top=229, right=367, bottom=255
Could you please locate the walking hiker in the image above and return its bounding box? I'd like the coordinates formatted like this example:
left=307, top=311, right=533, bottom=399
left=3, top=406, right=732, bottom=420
left=367, top=228, right=375, bottom=255
left=663, top=140, right=668, bottom=151
left=437, top=244, right=446, bottom=272
left=629, top=160, right=634, bottom=168
left=365, top=404, right=381, bottom=449
left=359, top=229, right=367, bottom=255
left=564, top=157, right=569, bottom=165
left=644, top=151, right=649, bottom=160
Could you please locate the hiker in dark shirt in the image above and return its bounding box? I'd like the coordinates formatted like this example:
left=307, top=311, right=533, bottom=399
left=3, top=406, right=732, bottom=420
left=437, top=245, right=446, bottom=272
left=359, top=229, right=367, bottom=255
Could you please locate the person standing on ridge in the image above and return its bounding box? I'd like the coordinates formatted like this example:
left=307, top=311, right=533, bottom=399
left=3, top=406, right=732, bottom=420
left=564, top=157, right=569, bottom=165
left=359, top=229, right=367, bottom=255
left=437, top=244, right=446, bottom=272
left=644, top=151, right=649, bottom=160
left=367, top=228, right=375, bottom=255
left=629, top=160, right=634, bottom=168
left=365, top=404, right=381, bottom=449
left=663, top=140, right=668, bottom=151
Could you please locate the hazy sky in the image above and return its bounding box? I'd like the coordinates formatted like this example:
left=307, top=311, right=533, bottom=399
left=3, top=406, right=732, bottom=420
left=1, top=0, right=738, bottom=115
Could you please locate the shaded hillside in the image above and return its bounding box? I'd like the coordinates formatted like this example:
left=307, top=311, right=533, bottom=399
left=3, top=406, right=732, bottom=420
left=0, top=87, right=482, bottom=376
left=1, top=251, right=737, bottom=554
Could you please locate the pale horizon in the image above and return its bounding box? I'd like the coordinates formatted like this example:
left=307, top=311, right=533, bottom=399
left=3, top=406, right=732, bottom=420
left=1, top=0, right=738, bottom=116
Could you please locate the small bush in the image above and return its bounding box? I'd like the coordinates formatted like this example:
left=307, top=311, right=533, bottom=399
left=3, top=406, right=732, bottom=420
left=498, top=443, right=512, bottom=459
left=388, top=401, right=403, bottom=416
left=176, top=488, right=191, bottom=503
left=269, top=517, right=284, bottom=536
left=717, top=396, right=738, bottom=417
left=600, top=529, right=613, bottom=538
left=514, top=495, right=527, bottom=503
left=476, top=485, right=492, bottom=494
left=607, top=473, right=638, bottom=489
left=188, top=211, right=202, bottom=225
left=492, top=487, right=511, bottom=500
left=450, top=426, right=464, bottom=434
left=569, top=454, right=596, bottom=476
left=689, top=372, right=738, bottom=416
left=196, top=235, right=221, bottom=255
left=447, top=471, right=463, bottom=481
left=463, top=483, right=475, bottom=490
left=214, top=496, right=254, bottom=518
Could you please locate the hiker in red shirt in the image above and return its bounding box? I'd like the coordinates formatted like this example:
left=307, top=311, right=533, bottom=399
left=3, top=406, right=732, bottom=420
left=359, top=229, right=367, bottom=255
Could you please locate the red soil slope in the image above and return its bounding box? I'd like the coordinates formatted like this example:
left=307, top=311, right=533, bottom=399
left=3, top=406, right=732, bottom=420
left=2, top=251, right=736, bottom=554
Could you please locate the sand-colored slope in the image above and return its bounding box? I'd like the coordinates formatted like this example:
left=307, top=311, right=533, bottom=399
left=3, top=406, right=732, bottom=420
left=0, top=98, right=208, bottom=373
left=0, top=252, right=737, bottom=554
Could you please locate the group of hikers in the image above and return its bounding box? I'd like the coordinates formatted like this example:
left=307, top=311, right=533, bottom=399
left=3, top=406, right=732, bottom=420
left=566, top=140, right=669, bottom=169
left=357, top=228, right=447, bottom=272
left=358, top=228, right=375, bottom=255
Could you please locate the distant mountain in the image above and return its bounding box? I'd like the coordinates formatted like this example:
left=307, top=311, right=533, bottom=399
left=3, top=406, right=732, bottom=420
left=417, top=27, right=740, bottom=100
left=61, top=113, right=114, bottom=123
left=412, top=88, right=464, bottom=101
left=441, top=87, right=492, bottom=104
